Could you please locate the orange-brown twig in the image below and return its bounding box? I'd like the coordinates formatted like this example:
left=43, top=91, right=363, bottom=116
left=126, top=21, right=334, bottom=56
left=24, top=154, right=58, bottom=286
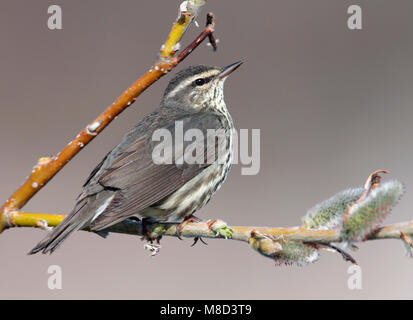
left=0, top=8, right=216, bottom=233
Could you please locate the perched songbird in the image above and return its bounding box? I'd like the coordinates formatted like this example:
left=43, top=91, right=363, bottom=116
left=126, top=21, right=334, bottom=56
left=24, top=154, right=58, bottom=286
left=29, top=61, right=242, bottom=254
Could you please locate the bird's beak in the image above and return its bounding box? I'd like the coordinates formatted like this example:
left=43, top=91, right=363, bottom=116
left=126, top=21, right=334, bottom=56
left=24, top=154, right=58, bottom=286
left=217, top=61, right=243, bottom=80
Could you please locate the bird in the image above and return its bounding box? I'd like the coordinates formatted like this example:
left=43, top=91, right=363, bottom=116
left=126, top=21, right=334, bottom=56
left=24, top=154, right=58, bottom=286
left=29, top=61, right=242, bottom=254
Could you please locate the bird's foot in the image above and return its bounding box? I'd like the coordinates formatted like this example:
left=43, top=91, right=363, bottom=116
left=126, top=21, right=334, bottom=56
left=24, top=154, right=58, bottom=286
left=176, top=215, right=208, bottom=246
left=176, top=215, right=202, bottom=240
left=207, top=219, right=233, bottom=239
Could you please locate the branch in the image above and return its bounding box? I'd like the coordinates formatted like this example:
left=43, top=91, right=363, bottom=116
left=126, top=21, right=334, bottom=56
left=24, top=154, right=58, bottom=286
left=2, top=210, right=412, bottom=263
left=2, top=169, right=411, bottom=264
left=0, top=2, right=214, bottom=233
left=3, top=211, right=413, bottom=242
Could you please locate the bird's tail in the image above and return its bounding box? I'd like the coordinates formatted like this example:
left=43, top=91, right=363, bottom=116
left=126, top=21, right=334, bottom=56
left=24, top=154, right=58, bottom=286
left=28, top=200, right=89, bottom=255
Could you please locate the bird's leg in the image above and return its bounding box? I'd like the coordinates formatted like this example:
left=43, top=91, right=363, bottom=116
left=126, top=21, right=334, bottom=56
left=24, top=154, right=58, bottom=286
left=128, top=216, right=151, bottom=241
left=140, top=218, right=162, bottom=244
left=140, top=217, right=150, bottom=241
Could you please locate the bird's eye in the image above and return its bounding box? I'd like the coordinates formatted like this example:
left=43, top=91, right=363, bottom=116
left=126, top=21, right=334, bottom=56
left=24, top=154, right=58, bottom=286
left=194, top=78, right=206, bottom=86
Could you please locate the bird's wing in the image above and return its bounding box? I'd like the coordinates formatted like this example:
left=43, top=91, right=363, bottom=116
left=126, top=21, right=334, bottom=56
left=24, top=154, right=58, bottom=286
left=88, top=109, right=230, bottom=230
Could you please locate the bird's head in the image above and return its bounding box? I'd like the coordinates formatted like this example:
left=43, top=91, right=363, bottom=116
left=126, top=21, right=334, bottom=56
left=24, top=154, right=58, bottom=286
left=162, top=61, right=242, bottom=110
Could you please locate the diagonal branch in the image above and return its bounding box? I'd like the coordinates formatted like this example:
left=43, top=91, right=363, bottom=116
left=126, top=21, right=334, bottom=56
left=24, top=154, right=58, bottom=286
left=0, top=3, right=216, bottom=233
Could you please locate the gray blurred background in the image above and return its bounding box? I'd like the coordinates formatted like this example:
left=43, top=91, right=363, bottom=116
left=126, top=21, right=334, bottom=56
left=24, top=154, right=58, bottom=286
left=1, top=0, right=413, bottom=299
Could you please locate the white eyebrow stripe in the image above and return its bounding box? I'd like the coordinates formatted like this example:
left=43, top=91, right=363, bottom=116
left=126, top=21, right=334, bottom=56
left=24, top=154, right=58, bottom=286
left=164, top=70, right=219, bottom=100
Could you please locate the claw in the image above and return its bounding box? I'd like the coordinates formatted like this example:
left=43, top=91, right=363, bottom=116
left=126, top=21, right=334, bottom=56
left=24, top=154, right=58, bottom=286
left=191, top=236, right=208, bottom=247
left=176, top=232, right=183, bottom=241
